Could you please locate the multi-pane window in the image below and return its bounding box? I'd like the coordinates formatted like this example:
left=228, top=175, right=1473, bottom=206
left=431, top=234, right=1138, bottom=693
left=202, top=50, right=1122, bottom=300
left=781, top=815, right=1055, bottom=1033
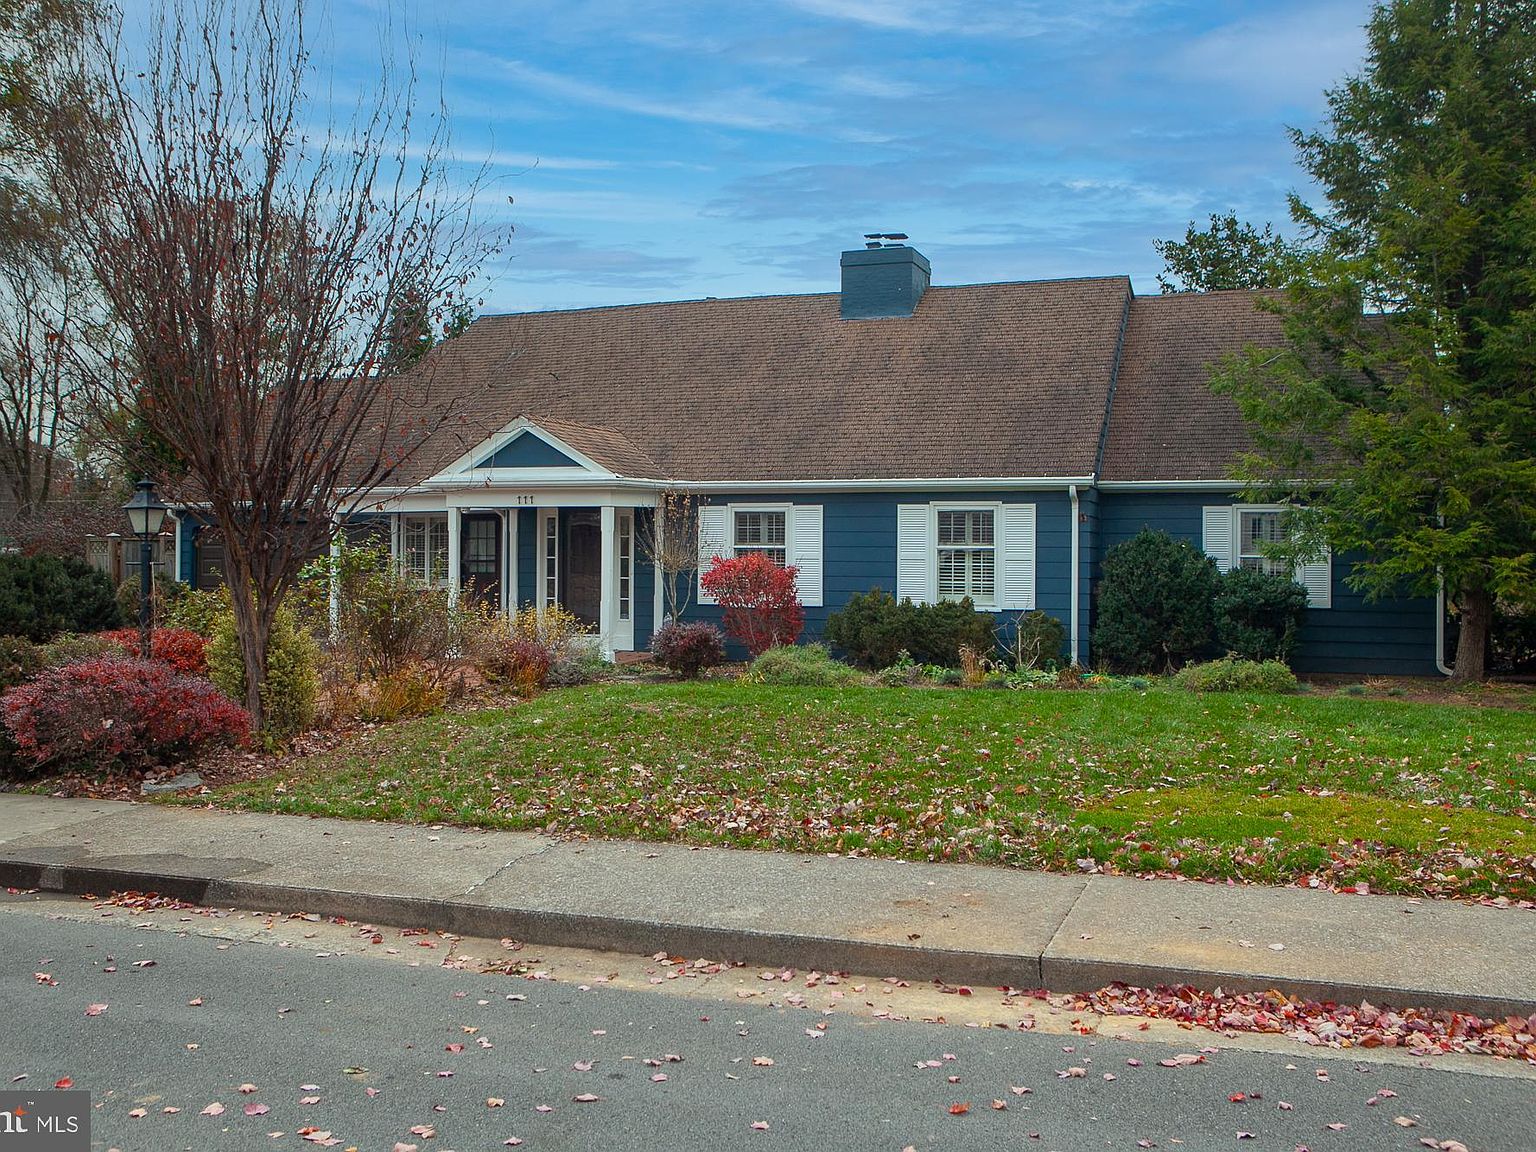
left=734, top=509, right=786, bottom=567
left=936, top=509, right=995, bottom=604
left=543, top=513, right=559, bottom=608
left=618, top=512, right=632, bottom=622
left=1238, top=510, right=1287, bottom=576
left=401, top=515, right=449, bottom=586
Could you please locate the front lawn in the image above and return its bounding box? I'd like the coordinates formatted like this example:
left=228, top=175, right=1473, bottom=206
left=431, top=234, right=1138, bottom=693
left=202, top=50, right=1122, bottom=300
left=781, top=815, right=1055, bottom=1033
left=202, top=681, right=1536, bottom=900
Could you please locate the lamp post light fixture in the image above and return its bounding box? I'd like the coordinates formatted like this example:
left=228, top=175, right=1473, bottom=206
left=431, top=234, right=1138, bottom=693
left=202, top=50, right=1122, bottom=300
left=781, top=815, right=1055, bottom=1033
left=123, top=478, right=169, bottom=660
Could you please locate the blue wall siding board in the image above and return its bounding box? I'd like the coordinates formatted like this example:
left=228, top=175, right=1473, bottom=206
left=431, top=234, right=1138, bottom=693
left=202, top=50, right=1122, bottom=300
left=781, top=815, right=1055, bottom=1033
left=633, top=508, right=655, bottom=650
left=681, top=490, right=1076, bottom=658
left=178, top=518, right=198, bottom=585
left=515, top=508, right=537, bottom=611
left=480, top=434, right=581, bottom=470
left=1097, top=492, right=1440, bottom=676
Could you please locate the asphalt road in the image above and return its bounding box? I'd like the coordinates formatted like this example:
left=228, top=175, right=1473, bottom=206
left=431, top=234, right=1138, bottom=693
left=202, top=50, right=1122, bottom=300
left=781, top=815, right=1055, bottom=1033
left=1, top=893, right=1531, bottom=1152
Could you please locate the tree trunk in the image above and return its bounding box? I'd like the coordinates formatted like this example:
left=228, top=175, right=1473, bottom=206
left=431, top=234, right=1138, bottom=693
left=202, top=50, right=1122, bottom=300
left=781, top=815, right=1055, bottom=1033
left=226, top=577, right=271, bottom=733
left=1452, top=582, right=1493, bottom=682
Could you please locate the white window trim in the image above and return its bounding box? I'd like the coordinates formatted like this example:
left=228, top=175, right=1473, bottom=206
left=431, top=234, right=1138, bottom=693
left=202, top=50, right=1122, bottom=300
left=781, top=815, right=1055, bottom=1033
left=728, top=502, right=792, bottom=565
left=930, top=502, right=1002, bottom=610
left=398, top=512, right=450, bottom=588
left=1209, top=503, right=1331, bottom=609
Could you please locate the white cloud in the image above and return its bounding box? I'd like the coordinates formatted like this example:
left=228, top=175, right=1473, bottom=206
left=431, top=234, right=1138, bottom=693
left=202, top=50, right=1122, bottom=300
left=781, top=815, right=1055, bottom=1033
left=1169, top=2, right=1371, bottom=109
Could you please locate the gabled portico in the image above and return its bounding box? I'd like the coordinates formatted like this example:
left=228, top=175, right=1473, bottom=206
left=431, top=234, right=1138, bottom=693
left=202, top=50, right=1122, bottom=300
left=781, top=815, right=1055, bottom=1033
left=361, top=416, right=667, bottom=659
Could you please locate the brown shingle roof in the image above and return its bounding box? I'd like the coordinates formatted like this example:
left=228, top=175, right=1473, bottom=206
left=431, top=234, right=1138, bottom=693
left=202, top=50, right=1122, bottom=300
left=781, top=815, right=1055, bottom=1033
left=529, top=416, right=664, bottom=478
left=1101, top=291, right=1286, bottom=482
left=393, top=276, right=1134, bottom=485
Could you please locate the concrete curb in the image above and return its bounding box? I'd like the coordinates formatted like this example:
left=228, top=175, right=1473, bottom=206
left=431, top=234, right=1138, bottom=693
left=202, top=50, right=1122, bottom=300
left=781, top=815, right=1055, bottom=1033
left=2, top=798, right=1533, bottom=1019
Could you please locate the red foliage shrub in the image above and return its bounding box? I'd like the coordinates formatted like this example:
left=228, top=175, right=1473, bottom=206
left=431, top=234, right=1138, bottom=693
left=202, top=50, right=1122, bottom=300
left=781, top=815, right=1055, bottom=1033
left=700, top=553, right=804, bottom=656
left=101, top=627, right=209, bottom=676
left=650, top=621, right=727, bottom=679
left=505, top=637, right=552, bottom=696
left=0, top=656, right=251, bottom=771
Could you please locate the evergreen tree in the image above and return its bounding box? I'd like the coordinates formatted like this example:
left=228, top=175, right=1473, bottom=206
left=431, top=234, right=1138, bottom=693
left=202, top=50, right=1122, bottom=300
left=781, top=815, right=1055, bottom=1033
left=1153, top=212, right=1298, bottom=293
left=1212, top=0, right=1536, bottom=680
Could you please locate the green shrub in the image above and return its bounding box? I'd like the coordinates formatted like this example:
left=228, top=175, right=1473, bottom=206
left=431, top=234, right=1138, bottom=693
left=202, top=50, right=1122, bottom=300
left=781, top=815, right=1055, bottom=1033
left=209, top=608, right=320, bottom=740
left=825, top=589, right=995, bottom=669
left=0, top=554, right=122, bottom=641
left=37, top=632, right=114, bottom=667
left=1003, top=610, right=1065, bottom=671
left=1093, top=530, right=1220, bottom=672
left=746, top=643, right=859, bottom=686
left=0, top=636, right=41, bottom=692
left=1174, top=656, right=1298, bottom=694
left=1214, top=567, right=1308, bottom=662
left=163, top=585, right=231, bottom=638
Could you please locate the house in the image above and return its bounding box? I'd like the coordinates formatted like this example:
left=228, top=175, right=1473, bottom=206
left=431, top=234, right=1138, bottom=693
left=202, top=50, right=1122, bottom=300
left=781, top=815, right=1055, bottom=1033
left=170, top=243, right=1445, bottom=675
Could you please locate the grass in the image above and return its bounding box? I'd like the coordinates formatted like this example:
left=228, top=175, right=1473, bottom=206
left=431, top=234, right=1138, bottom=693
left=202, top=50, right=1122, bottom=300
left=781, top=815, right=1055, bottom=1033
left=198, top=680, right=1536, bottom=900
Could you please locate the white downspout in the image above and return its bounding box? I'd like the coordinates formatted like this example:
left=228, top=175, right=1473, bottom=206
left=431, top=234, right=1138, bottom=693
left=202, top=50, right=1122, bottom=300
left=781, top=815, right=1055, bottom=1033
left=1069, top=483, right=1081, bottom=668
left=1435, top=576, right=1452, bottom=677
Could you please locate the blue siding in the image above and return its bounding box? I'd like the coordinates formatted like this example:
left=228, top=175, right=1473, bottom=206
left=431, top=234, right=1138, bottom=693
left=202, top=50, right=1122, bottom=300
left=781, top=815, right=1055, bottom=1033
left=633, top=509, right=655, bottom=650
left=680, top=491, right=1076, bottom=661
left=1097, top=491, right=1440, bottom=677
left=480, top=434, right=580, bottom=469
left=178, top=518, right=198, bottom=585
left=515, top=507, right=537, bottom=610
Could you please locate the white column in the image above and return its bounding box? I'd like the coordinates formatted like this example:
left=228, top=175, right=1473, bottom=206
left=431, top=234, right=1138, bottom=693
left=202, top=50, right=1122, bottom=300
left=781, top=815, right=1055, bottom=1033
left=599, top=504, right=617, bottom=660
left=651, top=505, right=665, bottom=629
left=327, top=518, right=341, bottom=636
left=446, top=508, right=461, bottom=605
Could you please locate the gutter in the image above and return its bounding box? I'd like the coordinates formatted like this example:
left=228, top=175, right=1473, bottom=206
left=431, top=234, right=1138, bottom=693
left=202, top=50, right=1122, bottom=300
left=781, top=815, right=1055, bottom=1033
left=1069, top=483, right=1081, bottom=667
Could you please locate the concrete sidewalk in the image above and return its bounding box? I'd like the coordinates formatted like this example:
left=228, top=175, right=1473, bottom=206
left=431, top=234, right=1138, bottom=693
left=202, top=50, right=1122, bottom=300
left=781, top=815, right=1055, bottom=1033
left=1, top=794, right=1531, bottom=1018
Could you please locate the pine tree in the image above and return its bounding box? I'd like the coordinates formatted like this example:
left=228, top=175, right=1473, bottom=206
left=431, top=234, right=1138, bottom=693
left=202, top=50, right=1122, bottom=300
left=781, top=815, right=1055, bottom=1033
left=1213, top=0, right=1536, bottom=680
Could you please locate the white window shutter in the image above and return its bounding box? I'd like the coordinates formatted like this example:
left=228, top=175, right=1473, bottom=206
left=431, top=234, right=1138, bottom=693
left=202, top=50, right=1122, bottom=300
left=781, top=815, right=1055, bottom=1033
left=789, top=505, right=823, bottom=607
left=999, top=503, right=1036, bottom=610
left=697, top=504, right=729, bottom=605
left=1296, top=551, right=1332, bottom=609
left=896, top=504, right=932, bottom=604
left=1202, top=506, right=1235, bottom=572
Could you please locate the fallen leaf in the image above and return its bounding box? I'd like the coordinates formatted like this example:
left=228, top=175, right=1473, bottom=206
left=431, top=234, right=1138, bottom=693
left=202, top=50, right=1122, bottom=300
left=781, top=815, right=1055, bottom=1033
left=239, top=1084, right=259, bottom=1094
left=409, top=1125, right=436, bottom=1138
left=487, top=1097, right=505, bottom=1107
left=573, top=1094, right=601, bottom=1103
left=752, top=1057, right=774, bottom=1067
left=245, top=1103, right=271, bottom=1117
left=1325, top=1123, right=1347, bottom=1131
left=201, top=1103, right=225, bottom=1116
left=948, top=1102, right=970, bottom=1115
left=1394, top=1116, right=1418, bottom=1128
left=85, top=1004, right=108, bottom=1017
left=128, top=1108, right=147, bottom=1118
left=751, top=1121, right=770, bottom=1131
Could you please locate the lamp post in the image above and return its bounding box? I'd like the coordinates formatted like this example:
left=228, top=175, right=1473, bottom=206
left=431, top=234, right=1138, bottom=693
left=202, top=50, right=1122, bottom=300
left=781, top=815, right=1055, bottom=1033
left=123, top=478, right=169, bottom=660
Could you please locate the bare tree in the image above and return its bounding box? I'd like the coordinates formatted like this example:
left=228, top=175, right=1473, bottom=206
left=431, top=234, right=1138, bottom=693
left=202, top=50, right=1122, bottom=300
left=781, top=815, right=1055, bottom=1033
left=637, top=489, right=700, bottom=625
left=0, top=0, right=105, bottom=534
left=49, top=0, right=505, bottom=729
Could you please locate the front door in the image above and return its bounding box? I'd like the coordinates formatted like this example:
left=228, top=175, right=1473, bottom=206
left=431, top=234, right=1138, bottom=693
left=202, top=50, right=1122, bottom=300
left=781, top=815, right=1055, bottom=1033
left=461, top=513, right=501, bottom=611
left=563, top=510, right=601, bottom=626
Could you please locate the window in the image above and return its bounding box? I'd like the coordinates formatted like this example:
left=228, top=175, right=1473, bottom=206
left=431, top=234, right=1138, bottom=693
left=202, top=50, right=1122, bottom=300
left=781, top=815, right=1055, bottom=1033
left=543, top=513, right=558, bottom=608
left=618, top=512, right=632, bottom=622
left=733, top=509, right=786, bottom=567
left=401, top=514, right=449, bottom=586
left=1238, top=509, right=1288, bottom=576
left=936, top=508, right=995, bottom=604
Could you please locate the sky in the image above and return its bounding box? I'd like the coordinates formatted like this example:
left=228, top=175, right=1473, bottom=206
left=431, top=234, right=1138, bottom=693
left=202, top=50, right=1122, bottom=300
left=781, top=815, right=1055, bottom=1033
left=310, top=0, right=1376, bottom=314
